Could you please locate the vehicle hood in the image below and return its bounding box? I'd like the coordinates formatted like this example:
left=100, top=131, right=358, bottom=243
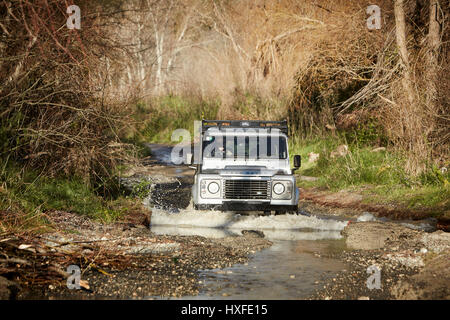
left=205, top=166, right=289, bottom=177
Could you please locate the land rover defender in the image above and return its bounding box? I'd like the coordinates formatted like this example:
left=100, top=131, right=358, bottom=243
left=188, top=120, right=301, bottom=214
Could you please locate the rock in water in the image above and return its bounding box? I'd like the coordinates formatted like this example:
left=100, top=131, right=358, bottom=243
left=341, top=221, right=419, bottom=250
left=241, top=230, right=265, bottom=238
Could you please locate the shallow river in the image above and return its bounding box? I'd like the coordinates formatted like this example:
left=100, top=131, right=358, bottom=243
left=144, top=143, right=435, bottom=299
left=145, top=144, right=351, bottom=299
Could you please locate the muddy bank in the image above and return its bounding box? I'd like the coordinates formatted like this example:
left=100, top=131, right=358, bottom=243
left=311, top=221, right=450, bottom=300
left=0, top=211, right=271, bottom=300
left=300, top=187, right=449, bottom=231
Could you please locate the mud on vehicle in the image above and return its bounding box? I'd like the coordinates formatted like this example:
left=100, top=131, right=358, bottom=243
left=187, top=120, right=301, bottom=214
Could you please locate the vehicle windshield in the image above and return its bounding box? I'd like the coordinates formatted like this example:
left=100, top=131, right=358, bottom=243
left=202, top=134, right=288, bottom=159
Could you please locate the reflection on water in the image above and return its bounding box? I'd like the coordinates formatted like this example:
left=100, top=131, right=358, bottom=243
left=159, top=240, right=347, bottom=300
left=151, top=208, right=348, bottom=232
left=150, top=211, right=348, bottom=300
left=150, top=205, right=347, bottom=241
left=196, top=240, right=346, bottom=300
left=152, top=225, right=238, bottom=239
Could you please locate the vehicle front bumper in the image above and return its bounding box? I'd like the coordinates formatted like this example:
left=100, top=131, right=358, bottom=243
left=192, top=174, right=300, bottom=211
left=195, top=202, right=298, bottom=212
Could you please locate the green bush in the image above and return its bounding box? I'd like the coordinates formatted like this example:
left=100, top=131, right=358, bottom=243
left=135, top=95, right=220, bottom=143
left=289, top=135, right=449, bottom=211
left=290, top=136, right=449, bottom=190
left=0, top=160, right=127, bottom=223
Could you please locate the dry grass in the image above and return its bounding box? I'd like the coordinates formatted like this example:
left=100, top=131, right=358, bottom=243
left=1, top=0, right=448, bottom=180
left=0, top=1, right=139, bottom=181
left=123, top=0, right=448, bottom=175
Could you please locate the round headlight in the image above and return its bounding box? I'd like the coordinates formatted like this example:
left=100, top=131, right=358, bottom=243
left=207, top=181, right=220, bottom=194
left=273, top=183, right=285, bottom=195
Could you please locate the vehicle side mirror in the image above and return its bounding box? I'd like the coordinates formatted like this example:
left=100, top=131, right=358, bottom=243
left=186, top=153, right=193, bottom=165
left=293, top=155, right=301, bottom=168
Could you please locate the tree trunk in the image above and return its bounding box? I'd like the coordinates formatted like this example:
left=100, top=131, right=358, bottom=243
left=394, top=0, right=416, bottom=107
left=154, top=31, right=164, bottom=93
left=426, top=1, right=441, bottom=108
left=394, top=0, right=427, bottom=174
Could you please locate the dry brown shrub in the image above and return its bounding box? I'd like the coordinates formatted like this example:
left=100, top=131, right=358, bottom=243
left=0, top=1, right=138, bottom=180
left=359, top=0, right=449, bottom=174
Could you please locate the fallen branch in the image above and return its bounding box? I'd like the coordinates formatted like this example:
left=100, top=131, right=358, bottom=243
left=0, top=258, right=31, bottom=266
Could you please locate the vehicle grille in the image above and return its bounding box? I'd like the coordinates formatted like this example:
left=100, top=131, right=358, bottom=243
left=224, top=180, right=270, bottom=200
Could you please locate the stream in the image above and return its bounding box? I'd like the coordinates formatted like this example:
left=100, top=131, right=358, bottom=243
left=144, top=144, right=351, bottom=299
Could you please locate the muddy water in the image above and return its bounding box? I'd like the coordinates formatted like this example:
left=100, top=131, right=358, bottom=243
left=142, top=144, right=351, bottom=299
left=143, top=143, right=435, bottom=299
left=150, top=208, right=348, bottom=299
left=194, top=240, right=347, bottom=300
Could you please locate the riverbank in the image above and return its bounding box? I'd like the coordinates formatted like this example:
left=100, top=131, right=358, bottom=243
left=297, top=186, right=449, bottom=300
left=0, top=210, right=271, bottom=300
left=310, top=221, right=450, bottom=300
left=1, top=147, right=448, bottom=300
left=2, top=204, right=449, bottom=300
left=299, top=187, right=449, bottom=231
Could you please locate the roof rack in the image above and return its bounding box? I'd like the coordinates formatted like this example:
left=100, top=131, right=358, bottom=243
left=202, top=119, right=288, bottom=134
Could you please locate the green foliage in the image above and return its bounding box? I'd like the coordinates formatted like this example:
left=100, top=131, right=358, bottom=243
left=314, top=148, right=403, bottom=189
left=135, top=95, right=220, bottom=143
left=366, top=185, right=450, bottom=211
left=133, top=93, right=287, bottom=144
left=130, top=179, right=153, bottom=199
left=343, top=118, right=388, bottom=147
left=291, top=137, right=449, bottom=190
left=0, top=160, right=129, bottom=223
left=290, top=136, right=449, bottom=211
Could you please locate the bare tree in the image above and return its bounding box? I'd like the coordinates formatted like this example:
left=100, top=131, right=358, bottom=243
left=426, top=0, right=442, bottom=109
left=119, top=0, right=202, bottom=95
left=0, top=0, right=136, bottom=179
left=394, top=0, right=416, bottom=107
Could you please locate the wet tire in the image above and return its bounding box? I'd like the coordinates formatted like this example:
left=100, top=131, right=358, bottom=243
left=276, top=206, right=298, bottom=215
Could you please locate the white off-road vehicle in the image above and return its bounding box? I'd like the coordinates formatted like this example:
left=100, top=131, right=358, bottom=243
left=187, top=120, right=301, bottom=214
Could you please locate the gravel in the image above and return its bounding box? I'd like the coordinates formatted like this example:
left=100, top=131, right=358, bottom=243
left=311, top=221, right=450, bottom=300
left=15, top=212, right=271, bottom=299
